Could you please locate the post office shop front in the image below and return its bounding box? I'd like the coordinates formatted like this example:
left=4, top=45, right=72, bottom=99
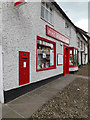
left=36, top=25, right=78, bottom=76
left=0, top=1, right=88, bottom=103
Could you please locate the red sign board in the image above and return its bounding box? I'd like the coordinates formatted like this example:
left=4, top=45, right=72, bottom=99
left=46, top=25, right=70, bottom=45
left=14, top=0, right=26, bottom=6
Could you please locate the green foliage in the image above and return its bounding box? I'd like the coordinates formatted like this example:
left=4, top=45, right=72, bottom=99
left=87, top=62, right=90, bottom=65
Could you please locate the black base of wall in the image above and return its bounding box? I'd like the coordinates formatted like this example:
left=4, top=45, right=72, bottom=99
left=78, top=64, right=87, bottom=67
left=78, top=65, right=81, bottom=68
left=4, top=74, right=63, bottom=103
left=69, top=70, right=78, bottom=74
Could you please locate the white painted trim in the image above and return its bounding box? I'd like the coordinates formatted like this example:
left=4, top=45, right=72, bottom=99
left=69, top=67, right=78, bottom=72
left=0, top=45, right=4, bottom=103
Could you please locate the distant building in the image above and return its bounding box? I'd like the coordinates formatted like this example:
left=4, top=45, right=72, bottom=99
left=76, top=27, right=90, bottom=62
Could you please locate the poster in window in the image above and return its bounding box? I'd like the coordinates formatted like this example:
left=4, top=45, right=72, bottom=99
left=70, top=50, right=72, bottom=54
left=43, top=52, right=46, bottom=58
left=57, top=54, right=63, bottom=65
left=50, top=50, right=54, bottom=65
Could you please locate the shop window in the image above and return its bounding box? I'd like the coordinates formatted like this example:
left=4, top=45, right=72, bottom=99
left=36, top=36, right=56, bottom=71
left=76, top=50, right=78, bottom=65
left=41, top=1, right=53, bottom=24
left=69, top=49, right=73, bottom=65
left=69, top=47, right=78, bottom=67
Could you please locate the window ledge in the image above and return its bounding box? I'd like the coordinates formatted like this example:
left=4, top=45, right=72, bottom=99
left=36, top=67, right=57, bottom=72
left=40, top=17, right=54, bottom=27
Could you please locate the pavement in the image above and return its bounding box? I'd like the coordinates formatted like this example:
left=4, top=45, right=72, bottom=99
left=1, top=66, right=89, bottom=119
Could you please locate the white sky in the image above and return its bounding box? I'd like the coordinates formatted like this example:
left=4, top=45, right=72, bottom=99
left=56, top=1, right=89, bottom=32
left=56, top=0, right=89, bottom=2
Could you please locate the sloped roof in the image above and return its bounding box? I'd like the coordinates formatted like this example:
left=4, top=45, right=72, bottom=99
left=52, top=2, right=75, bottom=28
left=76, top=27, right=90, bottom=39
left=52, top=1, right=89, bottom=43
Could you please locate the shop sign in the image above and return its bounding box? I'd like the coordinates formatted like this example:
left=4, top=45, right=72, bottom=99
left=14, top=0, right=27, bottom=7
left=46, top=25, right=70, bottom=45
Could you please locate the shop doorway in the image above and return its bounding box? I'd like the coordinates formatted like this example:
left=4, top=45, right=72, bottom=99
left=63, top=45, right=69, bottom=76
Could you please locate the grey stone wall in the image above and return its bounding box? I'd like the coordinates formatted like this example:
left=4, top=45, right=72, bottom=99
left=0, top=1, right=4, bottom=103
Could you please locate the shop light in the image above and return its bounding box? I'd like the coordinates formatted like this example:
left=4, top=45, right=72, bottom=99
left=60, top=42, right=63, bottom=46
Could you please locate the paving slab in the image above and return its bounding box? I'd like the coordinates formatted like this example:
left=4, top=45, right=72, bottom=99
left=0, top=103, right=2, bottom=120
left=2, top=104, right=11, bottom=117
left=2, top=74, right=78, bottom=118
left=3, top=110, right=23, bottom=118
left=8, top=103, right=47, bottom=118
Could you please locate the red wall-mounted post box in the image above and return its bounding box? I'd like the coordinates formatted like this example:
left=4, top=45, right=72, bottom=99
left=19, top=51, right=30, bottom=86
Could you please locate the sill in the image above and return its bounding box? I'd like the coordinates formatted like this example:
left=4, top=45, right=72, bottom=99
left=36, top=66, right=56, bottom=71
left=57, top=64, right=63, bottom=66
left=69, top=65, right=78, bottom=68
left=40, top=17, right=54, bottom=27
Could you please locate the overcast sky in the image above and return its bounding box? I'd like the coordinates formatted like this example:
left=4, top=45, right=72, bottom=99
left=55, top=1, right=88, bottom=32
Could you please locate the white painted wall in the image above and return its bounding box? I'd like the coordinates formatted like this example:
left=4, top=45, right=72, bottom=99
left=0, top=1, right=4, bottom=103
left=2, top=2, right=88, bottom=92
left=0, top=45, right=4, bottom=103
left=69, top=67, right=78, bottom=72
left=2, top=2, right=64, bottom=91
left=78, top=51, right=81, bottom=65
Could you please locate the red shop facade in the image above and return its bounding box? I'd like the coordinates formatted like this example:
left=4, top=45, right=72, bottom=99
left=18, top=25, right=78, bottom=87
left=36, top=25, right=78, bottom=76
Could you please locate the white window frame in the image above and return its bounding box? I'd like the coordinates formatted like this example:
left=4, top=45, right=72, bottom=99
left=41, top=1, right=53, bottom=25
left=77, top=37, right=80, bottom=48
left=65, top=22, right=71, bottom=37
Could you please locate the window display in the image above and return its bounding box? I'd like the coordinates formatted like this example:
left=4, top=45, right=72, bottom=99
left=74, top=49, right=76, bottom=65
left=76, top=50, right=78, bottom=65
left=36, top=36, right=56, bottom=71
left=69, top=47, right=78, bottom=67
left=69, top=49, right=73, bottom=65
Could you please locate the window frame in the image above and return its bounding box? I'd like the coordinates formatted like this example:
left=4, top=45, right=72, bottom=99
left=77, top=37, right=80, bottom=48
left=65, top=22, right=71, bottom=37
left=69, top=47, right=78, bottom=67
left=41, top=1, right=53, bottom=25
left=36, top=36, right=56, bottom=71
left=57, top=53, right=63, bottom=66
left=69, top=49, right=73, bottom=66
